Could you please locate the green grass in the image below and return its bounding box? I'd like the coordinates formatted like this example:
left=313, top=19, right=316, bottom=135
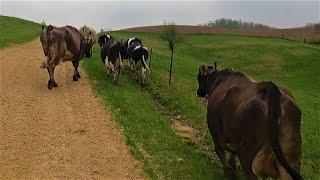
left=82, top=32, right=319, bottom=179
left=0, top=15, right=40, bottom=49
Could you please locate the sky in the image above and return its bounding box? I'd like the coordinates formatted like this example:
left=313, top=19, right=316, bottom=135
left=1, top=0, right=319, bottom=30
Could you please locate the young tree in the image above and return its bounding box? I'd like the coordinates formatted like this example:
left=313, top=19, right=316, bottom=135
left=314, top=23, right=320, bottom=40
left=160, top=21, right=182, bottom=84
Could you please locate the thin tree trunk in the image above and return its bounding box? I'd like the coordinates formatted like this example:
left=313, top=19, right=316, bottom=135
left=169, top=48, right=173, bottom=85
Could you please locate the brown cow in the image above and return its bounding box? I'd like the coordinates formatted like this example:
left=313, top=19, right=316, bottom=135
left=40, top=25, right=91, bottom=89
left=197, top=64, right=302, bottom=180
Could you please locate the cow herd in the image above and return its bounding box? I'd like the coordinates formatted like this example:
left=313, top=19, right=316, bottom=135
left=39, top=24, right=303, bottom=180
left=98, top=34, right=150, bottom=84
left=40, top=24, right=150, bottom=88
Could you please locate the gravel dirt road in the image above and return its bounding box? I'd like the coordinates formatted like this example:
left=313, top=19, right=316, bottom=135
left=0, top=39, right=145, bottom=179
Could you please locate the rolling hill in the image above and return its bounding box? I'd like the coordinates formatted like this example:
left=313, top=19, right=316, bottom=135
left=121, top=25, right=319, bottom=44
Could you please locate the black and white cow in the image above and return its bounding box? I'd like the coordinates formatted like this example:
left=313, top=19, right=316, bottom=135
left=100, top=36, right=124, bottom=84
left=130, top=45, right=150, bottom=84
left=123, top=37, right=143, bottom=70
left=98, top=34, right=113, bottom=47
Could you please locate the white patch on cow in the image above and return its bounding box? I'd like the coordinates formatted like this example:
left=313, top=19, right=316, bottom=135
left=109, top=61, right=115, bottom=72
left=107, top=35, right=111, bottom=39
left=133, top=45, right=141, bottom=51
left=143, top=47, right=148, bottom=50
left=104, top=57, right=109, bottom=70
left=118, top=52, right=122, bottom=62
left=142, top=55, right=150, bottom=72
left=128, top=37, right=135, bottom=47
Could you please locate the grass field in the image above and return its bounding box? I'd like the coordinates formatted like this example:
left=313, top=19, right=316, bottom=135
left=82, top=32, right=320, bottom=179
left=0, top=15, right=40, bottom=49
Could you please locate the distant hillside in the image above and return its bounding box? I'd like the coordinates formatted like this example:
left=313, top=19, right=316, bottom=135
left=0, top=15, right=40, bottom=49
left=121, top=25, right=319, bottom=44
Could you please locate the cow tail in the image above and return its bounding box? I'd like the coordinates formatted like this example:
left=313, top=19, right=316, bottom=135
left=266, top=81, right=303, bottom=180
left=46, top=25, right=54, bottom=59
left=119, top=52, right=124, bottom=73
left=142, top=55, right=150, bottom=72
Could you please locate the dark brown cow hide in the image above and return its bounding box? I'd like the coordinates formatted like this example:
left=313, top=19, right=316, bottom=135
left=197, top=65, right=302, bottom=180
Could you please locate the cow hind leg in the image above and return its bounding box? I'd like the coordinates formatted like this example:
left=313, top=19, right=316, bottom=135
left=134, top=63, right=139, bottom=83
left=252, top=148, right=279, bottom=179
left=228, top=153, right=237, bottom=170
left=113, top=68, right=120, bottom=84
left=108, top=61, right=115, bottom=77
left=46, top=55, right=59, bottom=89
left=72, top=60, right=80, bottom=81
left=141, top=67, right=146, bottom=85
left=113, top=60, right=120, bottom=85
left=214, top=143, right=237, bottom=180
left=238, top=152, right=258, bottom=180
left=129, top=58, right=134, bottom=71
left=47, top=65, right=57, bottom=89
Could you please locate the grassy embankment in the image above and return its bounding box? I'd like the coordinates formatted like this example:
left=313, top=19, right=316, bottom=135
left=0, top=15, right=40, bottom=49
left=82, top=31, right=320, bottom=179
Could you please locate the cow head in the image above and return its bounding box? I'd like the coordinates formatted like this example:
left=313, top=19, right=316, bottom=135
left=83, top=38, right=95, bottom=58
left=197, top=62, right=217, bottom=98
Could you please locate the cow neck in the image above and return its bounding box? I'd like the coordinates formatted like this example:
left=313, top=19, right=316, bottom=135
left=207, top=69, right=247, bottom=97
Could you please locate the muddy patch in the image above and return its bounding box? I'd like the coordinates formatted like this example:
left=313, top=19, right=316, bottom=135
left=171, top=117, right=201, bottom=143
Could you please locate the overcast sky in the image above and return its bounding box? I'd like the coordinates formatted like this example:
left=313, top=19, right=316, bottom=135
left=1, top=0, right=319, bottom=30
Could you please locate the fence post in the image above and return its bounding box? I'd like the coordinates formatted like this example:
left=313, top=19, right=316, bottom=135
left=282, top=34, right=284, bottom=39
left=149, top=48, right=153, bottom=68
left=304, top=37, right=306, bottom=43
left=169, top=48, right=174, bottom=85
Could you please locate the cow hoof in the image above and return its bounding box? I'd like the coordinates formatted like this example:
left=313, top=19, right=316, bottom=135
left=73, top=76, right=78, bottom=81
left=53, top=82, right=58, bottom=87
left=48, top=83, right=53, bottom=90
left=77, top=74, right=81, bottom=78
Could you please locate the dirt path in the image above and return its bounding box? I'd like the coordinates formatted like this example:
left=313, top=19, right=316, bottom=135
left=0, top=39, right=145, bottom=179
